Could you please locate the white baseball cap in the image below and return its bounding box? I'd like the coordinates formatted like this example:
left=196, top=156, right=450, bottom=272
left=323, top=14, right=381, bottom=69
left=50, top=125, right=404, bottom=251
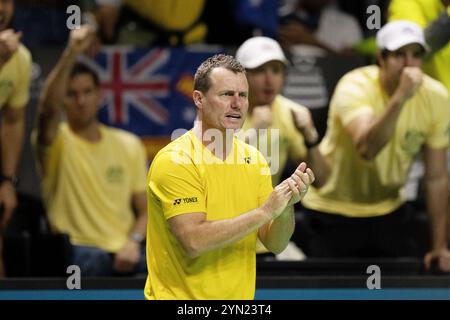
left=376, top=20, right=427, bottom=51
left=236, top=36, right=289, bottom=69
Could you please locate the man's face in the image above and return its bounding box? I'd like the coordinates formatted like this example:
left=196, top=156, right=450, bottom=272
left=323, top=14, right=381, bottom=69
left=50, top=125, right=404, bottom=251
left=0, top=0, right=14, bottom=31
left=379, top=43, right=424, bottom=88
left=195, top=67, right=249, bottom=132
left=246, top=61, right=285, bottom=107
left=64, top=73, right=102, bottom=128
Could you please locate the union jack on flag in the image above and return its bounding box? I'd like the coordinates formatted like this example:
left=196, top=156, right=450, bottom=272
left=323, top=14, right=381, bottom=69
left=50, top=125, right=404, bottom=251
left=79, top=46, right=222, bottom=137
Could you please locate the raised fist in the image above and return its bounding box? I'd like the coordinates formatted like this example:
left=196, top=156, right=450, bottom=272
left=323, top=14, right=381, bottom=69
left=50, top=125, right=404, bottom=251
left=68, top=25, right=96, bottom=55
left=0, top=29, right=22, bottom=66
left=397, top=67, right=423, bottom=101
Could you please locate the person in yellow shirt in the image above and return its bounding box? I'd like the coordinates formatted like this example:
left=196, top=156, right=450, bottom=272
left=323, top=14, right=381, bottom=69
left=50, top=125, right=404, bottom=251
left=235, top=37, right=330, bottom=257
left=389, top=0, right=450, bottom=92
left=389, top=0, right=450, bottom=249
left=235, top=36, right=329, bottom=187
left=144, top=54, right=315, bottom=299
left=0, top=0, right=32, bottom=278
left=91, top=0, right=207, bottom=46
left=34, top=25, right=148, bottom=276
left=302, top=21, right=450, bottom=272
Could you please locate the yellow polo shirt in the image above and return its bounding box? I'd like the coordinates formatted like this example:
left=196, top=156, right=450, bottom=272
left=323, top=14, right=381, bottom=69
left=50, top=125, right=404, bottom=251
left=302, top=65, right=449, bottom=217
left=0, top=44, right=32, bottom=109
left=144, top=130, right=273, bottom=299
left=37, top=123, right=147, bottom=252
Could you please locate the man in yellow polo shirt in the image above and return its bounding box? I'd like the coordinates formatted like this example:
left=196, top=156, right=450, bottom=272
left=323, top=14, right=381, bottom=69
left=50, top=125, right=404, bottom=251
left=0, top=0, right=32, bottom=277
left=302, top=21, right=450, bottom=272
left=34, top=25, right=148, bottom=276
left=235, top=37, right=330, bottom=257
left=236, top=36, right=329, bottom=187
left=389, top=0, right=450, bottom=92
left=144, top=54, right=315, bottom=299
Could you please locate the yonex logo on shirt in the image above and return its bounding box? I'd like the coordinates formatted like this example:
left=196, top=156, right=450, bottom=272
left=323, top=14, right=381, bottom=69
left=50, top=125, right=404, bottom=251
left=244, top=156, right=251, bottom=164
left=173, top=197, right=198, bottom=205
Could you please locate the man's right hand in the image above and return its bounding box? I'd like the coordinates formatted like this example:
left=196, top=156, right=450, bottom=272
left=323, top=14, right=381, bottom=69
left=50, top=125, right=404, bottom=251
left=0, top=29, right=22, bottom=67
left=68, top=25, right=96, bottom=55
left=261, top=162, right=315, bottom=220
left=396, top=67, right=423, bottom=101
left=261, top=181, right=293, bottom=220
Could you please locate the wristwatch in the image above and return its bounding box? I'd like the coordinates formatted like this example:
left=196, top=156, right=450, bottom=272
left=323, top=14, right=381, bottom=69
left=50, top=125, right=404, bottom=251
left=0, top=175, right=19, bottom=187
left=130, top=232, right=144, bottom=243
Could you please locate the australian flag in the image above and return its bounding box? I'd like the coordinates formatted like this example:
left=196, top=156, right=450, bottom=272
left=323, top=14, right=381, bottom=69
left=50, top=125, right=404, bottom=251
left=79, top=46, right=223, bottom=138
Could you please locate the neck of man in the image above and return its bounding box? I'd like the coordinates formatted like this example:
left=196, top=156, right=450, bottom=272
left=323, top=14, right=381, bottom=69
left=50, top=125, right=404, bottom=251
left=192, top=119, right=234, bottom=161
left=379, top=70, right=398, bottom=97
left=69, top=120, right=102, bottom=142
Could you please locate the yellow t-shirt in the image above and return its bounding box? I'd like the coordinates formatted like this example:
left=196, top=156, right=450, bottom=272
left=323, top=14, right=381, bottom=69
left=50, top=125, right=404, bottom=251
left=302, top=65, right=450, bottom=217
left=389, top=0, right=450, bottom=92
left=38, top=123, right=147, bottom=252
left=240, top=95, right=307, bottom=185
left=124, top=0, right=205, bottom=31
left=0, top=44, right=32, bottom=109
left=144, top=130, right=273, bottom=300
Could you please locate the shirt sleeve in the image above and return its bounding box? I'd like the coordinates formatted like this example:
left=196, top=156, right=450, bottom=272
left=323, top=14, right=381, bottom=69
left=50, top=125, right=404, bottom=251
left=286, top=104, right=308, bottom=161
left=132, top=138, right=149, bottom=193
left=148, top=150, right=206, bottom=220
left=332, top=73, right=374, bottom=127
left=425, top=86, right=450, bottom=149
left=9, top=46, right=32, bottom=108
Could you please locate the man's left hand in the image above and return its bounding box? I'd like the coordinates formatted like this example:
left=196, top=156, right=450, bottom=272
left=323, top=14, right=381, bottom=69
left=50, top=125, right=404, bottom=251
left=284, top=162, right=315, bottom=207
left=291, top=108, right=319, bottom=146
left=113, top=240, right=141, bottom=273
left=424, top=248, right=450, bottom=273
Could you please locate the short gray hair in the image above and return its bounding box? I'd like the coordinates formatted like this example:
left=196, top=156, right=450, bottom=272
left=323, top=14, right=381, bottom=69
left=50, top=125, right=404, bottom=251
left=194, top=54, right=246, bottom=93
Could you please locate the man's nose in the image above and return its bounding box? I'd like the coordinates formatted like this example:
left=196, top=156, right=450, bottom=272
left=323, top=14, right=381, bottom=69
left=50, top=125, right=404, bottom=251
left=404, top=53, right=416, bottom=67
left=264, top=71, right=276, bottom=85
left=76, top=94, right=86, bottom=106
left=231, top=95, right=244, bottom=109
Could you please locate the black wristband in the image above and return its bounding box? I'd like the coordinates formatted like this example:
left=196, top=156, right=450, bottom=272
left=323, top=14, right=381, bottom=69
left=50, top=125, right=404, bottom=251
left=0, top=175, right=19, bottom=187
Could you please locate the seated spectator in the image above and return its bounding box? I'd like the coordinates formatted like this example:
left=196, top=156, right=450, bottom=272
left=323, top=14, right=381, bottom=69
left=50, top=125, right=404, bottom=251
left=0, top=0, right=32, bottom=277
left=389, top=0, right=450, bottom=248
left=235, top=36, right=329, bottom=187
left=235, top=37, right=330, bottom=259
left=389, top=0, right=450, bottom=92
left=88, top=0, right=207, bottom=46
left=278, top=0, right=364, bottom=122
left=301, top=21, right=450, bottom=272
left=278, top=0, right=363, bottom=55
left=33, top=25, right=148, bottom=277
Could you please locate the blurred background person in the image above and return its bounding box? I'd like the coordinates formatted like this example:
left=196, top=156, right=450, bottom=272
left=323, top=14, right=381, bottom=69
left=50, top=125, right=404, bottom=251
left=34, top=25, right=148, bottom=276
left=278, top=0, right=363, bottom=55
left=301, top=21, right=450, bottom=272
left=84, top=0, right=207, bottom=46
left=0, top=0, right=32, bottom=277
left=236, top=36, right=330, bottom=260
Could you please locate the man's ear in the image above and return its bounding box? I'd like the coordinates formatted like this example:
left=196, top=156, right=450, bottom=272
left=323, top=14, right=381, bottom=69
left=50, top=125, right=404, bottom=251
left=193, top=90, right=203, bottom=109
left=376, top=52, right=384, bottom=68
